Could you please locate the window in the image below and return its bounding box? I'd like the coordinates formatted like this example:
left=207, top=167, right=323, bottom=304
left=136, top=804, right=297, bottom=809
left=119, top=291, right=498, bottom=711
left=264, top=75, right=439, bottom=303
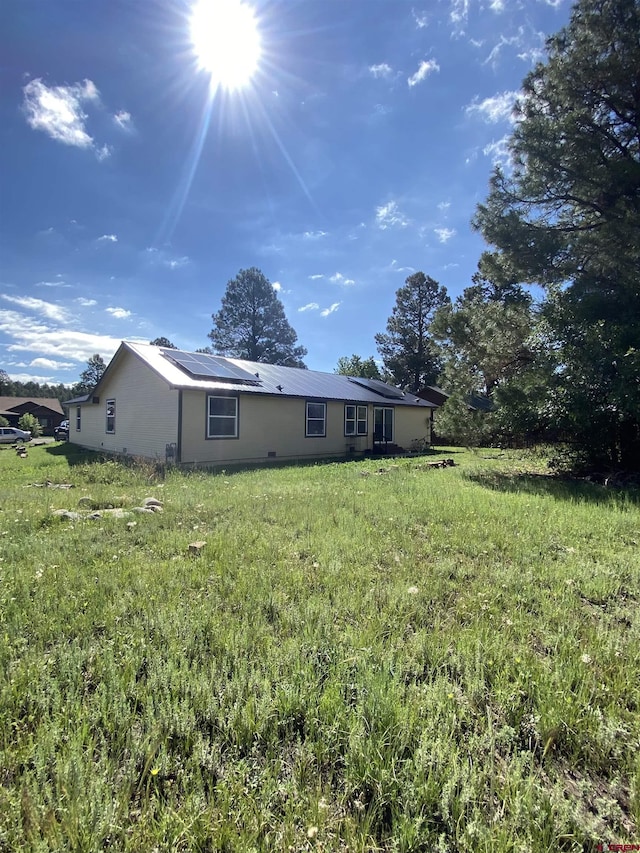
left=374, top=407, right=394, bottom=442
left=306, top=401, right=326, bottom=437
left=76, top=406, right=81, bottom=431
left=106, top=399, right=116, bottom=434
left=207, top=395, right=238, bottom=438
left=345, top=404, right=368, bottom=436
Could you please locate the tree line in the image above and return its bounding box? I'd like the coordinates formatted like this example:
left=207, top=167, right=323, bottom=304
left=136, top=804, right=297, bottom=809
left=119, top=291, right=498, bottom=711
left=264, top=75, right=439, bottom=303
left=3, top=0, right=637, bottom=469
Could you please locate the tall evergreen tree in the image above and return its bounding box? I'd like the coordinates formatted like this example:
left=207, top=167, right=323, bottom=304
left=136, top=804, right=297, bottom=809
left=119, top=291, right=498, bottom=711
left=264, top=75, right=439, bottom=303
left=473, top=0, right=640, bottom=468
left=209, top=268, right=307, bottom=367
left=375, top=272, right=449, bottom=392
left=73, top=354, right=107, bottom=395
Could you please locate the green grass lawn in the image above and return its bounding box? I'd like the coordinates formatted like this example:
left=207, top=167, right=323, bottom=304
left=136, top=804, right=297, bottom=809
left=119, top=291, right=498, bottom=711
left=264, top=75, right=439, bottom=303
left=0, top=443, right=638, bottom=851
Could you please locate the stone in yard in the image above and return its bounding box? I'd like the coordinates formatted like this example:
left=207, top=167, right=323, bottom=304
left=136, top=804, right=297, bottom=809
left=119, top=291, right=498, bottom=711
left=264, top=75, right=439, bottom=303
left=52, top=509, right=80, bottom=520
left=188, top=541, right=206, bottom=556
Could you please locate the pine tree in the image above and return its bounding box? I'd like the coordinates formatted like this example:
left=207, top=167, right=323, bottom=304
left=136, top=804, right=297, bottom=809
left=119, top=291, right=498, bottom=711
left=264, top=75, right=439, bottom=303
left=209, top=268, right=307, bottom=367
left=375, top=272, right=449, bottom=392
left=473, top=0, right=640, bottom=468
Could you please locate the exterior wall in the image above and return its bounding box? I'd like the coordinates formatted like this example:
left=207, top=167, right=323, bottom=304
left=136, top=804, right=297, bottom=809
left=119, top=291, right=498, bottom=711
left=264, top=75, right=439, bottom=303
left=180, top=391, right=431, bottom=466
left=70, top=354, right=179, bottom=459
left=392, top=405, right=432, bottom=449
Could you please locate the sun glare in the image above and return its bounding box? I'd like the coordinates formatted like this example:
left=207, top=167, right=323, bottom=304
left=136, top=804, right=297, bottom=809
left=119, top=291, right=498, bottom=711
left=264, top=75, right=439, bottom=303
left=190, top=0, right=262, bottom=91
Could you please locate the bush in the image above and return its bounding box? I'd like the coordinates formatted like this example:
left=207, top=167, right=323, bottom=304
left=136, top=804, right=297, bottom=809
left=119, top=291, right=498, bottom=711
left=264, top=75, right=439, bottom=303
left=17, top=412, right=42, bottom=437
left=0, top=415, right=9, bottom=427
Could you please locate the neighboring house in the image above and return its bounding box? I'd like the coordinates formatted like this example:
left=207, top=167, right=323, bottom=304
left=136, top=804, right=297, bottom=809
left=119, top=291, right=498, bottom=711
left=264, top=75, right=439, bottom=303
left=69, top=342, right=436, bottom=466
left=418, top=386, right=493, bottom=412
left=0, top=397, right=65, bottom=435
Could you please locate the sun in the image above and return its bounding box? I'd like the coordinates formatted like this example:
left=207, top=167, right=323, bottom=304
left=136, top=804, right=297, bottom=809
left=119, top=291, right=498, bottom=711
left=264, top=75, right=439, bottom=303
left=190, top=0, right=262, bottom=91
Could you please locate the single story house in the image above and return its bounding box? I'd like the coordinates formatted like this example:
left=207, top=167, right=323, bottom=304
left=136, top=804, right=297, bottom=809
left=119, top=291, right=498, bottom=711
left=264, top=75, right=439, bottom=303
left=69, top=342, right=436, bottom=466
left=0, top=396, right=65, bottom=435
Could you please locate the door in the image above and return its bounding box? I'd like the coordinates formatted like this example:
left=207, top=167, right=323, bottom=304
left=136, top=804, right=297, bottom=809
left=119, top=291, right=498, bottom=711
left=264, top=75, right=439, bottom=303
left=374, top=407, right=394, bottom=443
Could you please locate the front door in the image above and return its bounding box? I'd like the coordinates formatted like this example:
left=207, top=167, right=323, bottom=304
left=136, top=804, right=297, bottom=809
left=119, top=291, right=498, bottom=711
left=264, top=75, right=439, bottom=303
left=374, top=407, right=394, bottom=443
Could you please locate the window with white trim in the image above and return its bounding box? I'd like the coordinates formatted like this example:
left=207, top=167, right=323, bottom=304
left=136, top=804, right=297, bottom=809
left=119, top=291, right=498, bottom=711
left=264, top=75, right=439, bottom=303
left=207, top=395, right=238, bottom=438
left=106, top=400, right=116, bottom=434
left=306, top=401, right=326, bottom=437
left=345, top=404, right=368, bottom=436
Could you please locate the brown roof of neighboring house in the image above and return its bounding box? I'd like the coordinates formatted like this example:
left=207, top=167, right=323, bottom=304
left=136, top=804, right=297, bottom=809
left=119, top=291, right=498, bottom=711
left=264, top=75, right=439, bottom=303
left=0, top=397, right=64, bottom=415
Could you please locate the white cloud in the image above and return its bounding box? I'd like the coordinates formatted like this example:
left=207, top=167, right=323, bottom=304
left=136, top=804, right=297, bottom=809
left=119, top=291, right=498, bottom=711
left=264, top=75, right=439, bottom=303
left=106, top=306, right=132, bottom=320
left=434, top=227, right=456, bottom=243
left=376, top=200, right=409, bottom=229
left=466, top=90, right=519, bottom=123
left=308, top=274, right=324, bottom=280
left=272, top=281, right=282, bottom=292
left=437, top=201, right=451, bottom=212
left=369, top=63, right=393, bottom=79
left=320, top=302, right=341, bottom=317
left=298, top=302, right=319, bottom=312
left=302, top=230, right=327, bottom=239
left=1, top=294, right=70, bottom=323
left=96, top=144, right=112, bottom=161
left=30, top=357, right=76, bottom=370
left=164, top=256, right=190, bottom=270
left=408, top=59, right=439, bottom=87
left=76, top=297, right=97, bottom=307
left=113, top=110, right=132, bottom=130
left=483, top=32, right=524, bottom=67
left=483, top=135, right=512, bottom=168
left=387, top=259, right=416, bottom=273
left=413, top=9, right=429, bottom=28
left=450, top=0, right=469, bottom=27
left=22, top=78, right=110, bottom=159
left=328, top=272, right=355, bottom=286
left=36, top=279, right=70, bottom=288
left=98, top=233, right=118, bottom=242
left=0, top=308, right=127, bottom=363
left=489, top=0, right=506, bottom=10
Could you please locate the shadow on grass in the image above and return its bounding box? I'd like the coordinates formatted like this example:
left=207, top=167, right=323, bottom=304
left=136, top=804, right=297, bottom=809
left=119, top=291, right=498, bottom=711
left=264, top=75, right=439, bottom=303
left=465, top=469, right=640, bottom=506
left=43, top=442, right=102, bottom=466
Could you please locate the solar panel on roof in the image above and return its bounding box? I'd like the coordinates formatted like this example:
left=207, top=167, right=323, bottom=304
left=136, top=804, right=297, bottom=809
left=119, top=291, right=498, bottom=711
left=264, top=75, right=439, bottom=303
left=162, top=350, right=262, bottom=384
left=347, top=376, right=405, bottom=399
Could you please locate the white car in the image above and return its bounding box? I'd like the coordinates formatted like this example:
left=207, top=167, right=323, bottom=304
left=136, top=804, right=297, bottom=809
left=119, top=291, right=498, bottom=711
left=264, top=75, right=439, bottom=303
left=0, top=426, right=32, bottom=443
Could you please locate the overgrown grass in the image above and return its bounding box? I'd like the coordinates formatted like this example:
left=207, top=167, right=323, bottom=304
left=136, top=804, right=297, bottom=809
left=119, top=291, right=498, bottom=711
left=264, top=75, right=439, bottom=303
left=1, top=443, right=638, bottom=851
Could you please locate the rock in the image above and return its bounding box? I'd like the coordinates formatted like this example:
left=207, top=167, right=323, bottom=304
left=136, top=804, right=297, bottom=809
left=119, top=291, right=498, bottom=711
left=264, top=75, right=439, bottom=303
left=188, top=541, right=206, bottom=556
left=102, top=508, right=133, bottom=518
left=52, top=509, right=80, bottom=520
left=78, top=497, right=94, bottom=508
left=132, top=506, right=155, bottom=514
left=143, top=497, right=163, bottom=508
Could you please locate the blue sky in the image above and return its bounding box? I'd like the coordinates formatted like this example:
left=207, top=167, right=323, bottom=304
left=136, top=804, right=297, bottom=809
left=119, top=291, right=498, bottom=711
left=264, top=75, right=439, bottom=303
left=1, top=0, right=571, bottom=385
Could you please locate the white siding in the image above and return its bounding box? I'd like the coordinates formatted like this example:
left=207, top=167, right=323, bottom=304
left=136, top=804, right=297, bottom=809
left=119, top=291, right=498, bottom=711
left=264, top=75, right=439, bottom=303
left=70, top=351, right=179, bottom=459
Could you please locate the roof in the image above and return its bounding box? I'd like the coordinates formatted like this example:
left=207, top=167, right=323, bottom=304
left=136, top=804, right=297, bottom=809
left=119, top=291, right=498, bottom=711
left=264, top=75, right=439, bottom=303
left=63, top=394, right=91, bottom=407
left=417, top=386, right=449, bottom=407
left=0, top=396, right=64, bottom=415
left=417, top=385, right=493, bottom=412
left=93, top=342, right=436, bottom=409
